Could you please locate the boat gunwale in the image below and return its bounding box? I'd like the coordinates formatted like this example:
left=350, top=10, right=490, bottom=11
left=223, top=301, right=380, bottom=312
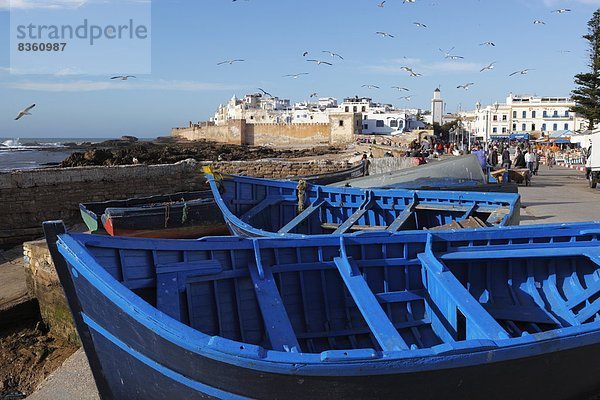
left=55, top=224, right=600, bottom=376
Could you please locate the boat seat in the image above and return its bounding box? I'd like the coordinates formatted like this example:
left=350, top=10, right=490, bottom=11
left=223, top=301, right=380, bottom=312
left=482, top=303, right=559, bottom=325
left=156, top=260, right=223, bottom=324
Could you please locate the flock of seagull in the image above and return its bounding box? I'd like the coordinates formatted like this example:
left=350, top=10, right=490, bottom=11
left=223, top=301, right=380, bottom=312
left=11, top=2, right=576, bottom=121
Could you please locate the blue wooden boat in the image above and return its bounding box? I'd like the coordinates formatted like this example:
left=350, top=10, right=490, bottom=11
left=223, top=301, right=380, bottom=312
left=44, top=221, right=600, bottom=399
left=204, top=171, right=520, bottom=237
left=79, top=191, right=229, bottom=239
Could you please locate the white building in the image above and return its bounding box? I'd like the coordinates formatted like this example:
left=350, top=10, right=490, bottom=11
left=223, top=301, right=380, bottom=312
left=463, top=94, right=588, bottom=142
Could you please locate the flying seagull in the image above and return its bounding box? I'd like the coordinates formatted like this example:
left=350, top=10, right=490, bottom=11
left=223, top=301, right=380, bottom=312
left=403, top=0, right=415, bottom=3
left=309, top=92, right=319, bottom=98
left=110, top=75, right=136, bottom=80
left=307, top=59, right=333, bottom=66
left=391, top=86, right=410, bottom=91
left=375, top=31, right=395, bottom=38
left=457, top=83, right=475, bottom=90
left=217, top=59, right=244, bottom=65
left=479, top=41, right=495, bottom=47
left=283, top=73, right=309, bottom=79
left=533, top=20, right=546, bottom=25
left=552, top=8, right=571, bottom=14
left=322, top=50, right=344, bottom=60
left=414, top=22, right=427, bottom=28
left=257, top=88, right=273, bottom=97
left=399, top=96, right=413, bottom=101
left=362, top=84, right=380, bottom=89
left=14, top=104, right=35, bottom=121
left=509, top=69, right=533, bottom=76
left=446, top=55, right=465, bottom=60
left=302, top=51, right=309, bottom=57
left=401, top=66, right=421, bottom=77
left=377, top=1, right=386, bottom=7
left=480, top=62, right=496, bottom=72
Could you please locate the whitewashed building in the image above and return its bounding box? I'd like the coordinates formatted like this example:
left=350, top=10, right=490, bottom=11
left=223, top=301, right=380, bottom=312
left=464, top=94, right=588, bottom=142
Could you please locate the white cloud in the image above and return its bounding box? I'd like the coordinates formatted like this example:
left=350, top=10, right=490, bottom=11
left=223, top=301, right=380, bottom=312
left=4, top=79, right=247, bottom=92
left=0, top=0, right=89, bottom=10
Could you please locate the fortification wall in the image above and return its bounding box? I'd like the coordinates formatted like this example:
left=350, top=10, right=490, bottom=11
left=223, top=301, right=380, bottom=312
left=245, top=123, right=331, bottom=147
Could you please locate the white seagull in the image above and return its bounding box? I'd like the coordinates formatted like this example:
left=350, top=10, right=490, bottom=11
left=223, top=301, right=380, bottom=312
left=457, top=83, right=475, bottom=90
left=399, top=96, right=413, bottom=101
left=509, top=69, right=534, bottom=76
left=377, top=1, right=386, bottom=7
left=14, top=104, right=35, bottom=121
left=307, top=59, right=333, bottom=66
left=480, top=62, right=496, bottom=72
left=376, top=31, right=395, bottom=38
left=110, top=75, right=136, bottom=80
left=480, top=41, right=496, bottom=47
left=283, top=73, right=309, bottom=79
left=401, top=66, right=421, bottom=77
left=533, top=20, right=546, bottom=25
left=403, top=0, right=415, bottom=3
left=302, top=51, right=309, bottom=57
left=391, top=86, right=410, bottom=91
left=309, top=92, right=319, bottom=98
left=552, top=8, right=571, bottom=14
left=322, top=50, right=344, bottom=60
left=446, top=55, right=465, bottom=60
left=217, top=59, right=245, bottom=65
left=362, top=84, right=380, bottom=89
left=414, top=22, right=427, bottom=28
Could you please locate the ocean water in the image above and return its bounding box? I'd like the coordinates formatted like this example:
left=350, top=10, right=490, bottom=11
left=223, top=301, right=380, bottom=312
left=0, top=138, right=115, bottom=171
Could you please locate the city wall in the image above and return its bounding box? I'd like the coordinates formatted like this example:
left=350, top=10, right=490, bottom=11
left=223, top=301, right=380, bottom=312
left=171, top=114, right=358, bottom=147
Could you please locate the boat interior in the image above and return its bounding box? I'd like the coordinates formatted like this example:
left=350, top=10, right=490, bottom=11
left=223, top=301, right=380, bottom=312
left=216, top=176, right=515, bottom=234
left=70, top=229, right=600, bottom=355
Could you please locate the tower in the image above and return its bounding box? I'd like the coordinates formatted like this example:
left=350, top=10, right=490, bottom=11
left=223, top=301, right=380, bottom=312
left=431, top=88, right=444, bottom=125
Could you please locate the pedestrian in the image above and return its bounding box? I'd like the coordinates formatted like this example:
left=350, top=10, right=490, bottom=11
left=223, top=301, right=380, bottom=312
left=525, top=150, right=535, bottom=174
left=514, top=149, right=526, bottom=168
left=501, top=147, right=511, bottom=169
left=489, top=147, right=499, bottom=168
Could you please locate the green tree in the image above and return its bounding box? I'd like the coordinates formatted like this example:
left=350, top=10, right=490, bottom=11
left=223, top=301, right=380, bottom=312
left=571, top=9, right=600, bottom=130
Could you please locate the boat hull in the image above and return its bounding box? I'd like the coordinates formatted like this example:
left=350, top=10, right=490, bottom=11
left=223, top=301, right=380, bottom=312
left=62, top=259, right=600, bottom=400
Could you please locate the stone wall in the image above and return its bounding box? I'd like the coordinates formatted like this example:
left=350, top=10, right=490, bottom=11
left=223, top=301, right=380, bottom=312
left=0, top=160, right=205, bottom=247
left=23, top=240, right=78, bottom=345
left=209, top=160, right=351, bottom=179
left=172, top=114, right=360, bottom=148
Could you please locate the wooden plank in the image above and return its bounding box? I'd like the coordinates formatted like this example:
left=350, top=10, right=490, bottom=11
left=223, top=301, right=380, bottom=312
left=239, top=196, right=297, bottom=223
left=278, top=200, right=325, bottom=234
left=575, top=297, right=600, bottom=323
left=376, top=290, right=425, bottom=304
left=248, top=242, right=300, bottom=353
left=419, top=250, right=509, bottom=340
left=416, top=203, right=471, bottom=212
left=387, top=199, right=416, bottom=232
left=565, top=277, right=600, bottom=310
left=333, top=193, right=375, bottom=235
left=296, top=318, right=429, bottom=340
left=482, top=303, right=558, bottom=325
left=333, top=256, right=409, bottom=351
left=458, top=204, right=477, bottom=221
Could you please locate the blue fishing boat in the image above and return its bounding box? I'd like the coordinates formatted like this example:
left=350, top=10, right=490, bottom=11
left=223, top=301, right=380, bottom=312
left=44, top=221, right=600, bottom=399
left=204, top=170, right=520, bottom=237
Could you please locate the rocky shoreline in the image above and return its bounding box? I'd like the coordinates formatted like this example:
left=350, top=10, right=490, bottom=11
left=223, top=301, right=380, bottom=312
left=51, top=137, right=341, bottom=168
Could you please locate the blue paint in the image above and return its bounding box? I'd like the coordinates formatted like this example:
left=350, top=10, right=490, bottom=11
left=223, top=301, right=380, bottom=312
left=205, top=173, right=520, bottom=238
left=43, top=220, right=600, bottom=399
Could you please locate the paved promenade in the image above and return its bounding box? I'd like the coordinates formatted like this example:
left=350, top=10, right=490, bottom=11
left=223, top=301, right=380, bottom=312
left=25, top=164, right=600, bottom=399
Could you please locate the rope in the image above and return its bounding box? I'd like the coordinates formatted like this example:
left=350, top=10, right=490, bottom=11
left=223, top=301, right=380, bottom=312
left=182, top=202, right=189, bottom=224
left=164, top=203, right=171, bottom=228
left=296, top=180, right=307, bottom=213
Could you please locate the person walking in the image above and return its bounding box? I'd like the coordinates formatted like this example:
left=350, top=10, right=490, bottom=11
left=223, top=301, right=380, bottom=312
left=525, top=150, right=535, bottom=174
left=489, top=147, right=499, bottom=168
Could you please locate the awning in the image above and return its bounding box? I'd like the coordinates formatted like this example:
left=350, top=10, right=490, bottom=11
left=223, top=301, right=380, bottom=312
left=509, top=133, right=530, bottom=140
left=552, top=138, right=571, bottom=144
left=490, top=135, right=510, bottom=139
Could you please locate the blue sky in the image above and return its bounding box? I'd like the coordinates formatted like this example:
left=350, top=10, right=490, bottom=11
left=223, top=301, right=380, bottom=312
left=0, top=0, right=599, bottom=138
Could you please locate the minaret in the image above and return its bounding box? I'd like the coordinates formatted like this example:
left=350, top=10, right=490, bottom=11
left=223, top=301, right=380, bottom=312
left=431, top=88, right=444, bottom=125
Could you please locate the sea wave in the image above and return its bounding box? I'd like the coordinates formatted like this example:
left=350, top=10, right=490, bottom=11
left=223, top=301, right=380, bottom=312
left=0, top=138, right=66, bottom=152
